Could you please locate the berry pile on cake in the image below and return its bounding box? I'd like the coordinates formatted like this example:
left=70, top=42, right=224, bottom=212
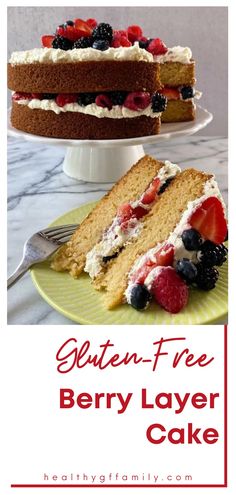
left=8, top=17, right=200, bottom=140
left=52, top=155, right=228, bottom=314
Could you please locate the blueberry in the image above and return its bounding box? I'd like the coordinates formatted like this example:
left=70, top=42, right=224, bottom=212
left=92, top=39, right=110, bottom=51
left=130, top=284, right=151, bottom=310
left=181, top=86, right=195, bottom=100
left=182, top=228, right=202, bottom=251
left=65, top=20, right=74, bottom=26
left=176, top=258, right=197, bottom=284
left=138, top=39, right=149, bottom=49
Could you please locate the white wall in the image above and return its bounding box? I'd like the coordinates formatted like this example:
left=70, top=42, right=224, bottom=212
left=7, top=6, right=228, bottom=136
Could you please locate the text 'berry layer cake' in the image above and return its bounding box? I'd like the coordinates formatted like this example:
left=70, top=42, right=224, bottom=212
left=8, top=17, right=200, bottom=139
left=52, top=155, right=228, bottom=315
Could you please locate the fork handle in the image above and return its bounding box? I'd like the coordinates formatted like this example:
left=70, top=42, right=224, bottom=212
left=7, top=259, right=33, bottom=289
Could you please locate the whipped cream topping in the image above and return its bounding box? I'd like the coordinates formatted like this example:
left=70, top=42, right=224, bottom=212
left=16, top=97, right=161, bottom=119
left=125, top=177, right=226, bottom=305
left=85, top=161, right=181, bottom=279
left=10, top=43, right=192, bottom=65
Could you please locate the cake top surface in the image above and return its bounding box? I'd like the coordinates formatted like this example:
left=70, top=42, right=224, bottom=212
left=9, top=17, right=193, bottom=65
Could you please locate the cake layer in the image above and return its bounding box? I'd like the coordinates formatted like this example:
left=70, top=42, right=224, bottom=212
left=11, top=101, right=161, bottom=139
left=52, top=156, right=166, bottom=276
left=8, top=60, right=161, bottom=93
left=160, top=61, right=195, bottom=86
left=96, top=169, right=212, bottom=308
left=161, top=100, right=195, bottom=123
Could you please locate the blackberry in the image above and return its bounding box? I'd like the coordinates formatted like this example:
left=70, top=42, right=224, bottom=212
left=130, top=284, right=152, bottom=311
left=195, top=264, right=219, bottom=291
left=43, top=93, right=56, bottom=100
left=151, top=92, right=167, bottom=112
left=92, top=22, right=113, bottom=42
left=109, top=91, right=127, bottom=106
left=52, top=35, right=73, bottom=50
left=73, top=36, right=93, bottom=49
left=102, top=253, right=118, bottom=263
left=92, top=39, right=110, bottom=51
left=182, top=228, right=202, bottom=251
left=176, top=258, right=198, bottom=284
left=158, top=177, right=173, bottom=195
left=198, top=241, right=228, bottom=267
left=138, top=39, right=149, bottom=49
left=77, top=93, right=96, bottom=106
left=181, top=86, right=195, bottom=100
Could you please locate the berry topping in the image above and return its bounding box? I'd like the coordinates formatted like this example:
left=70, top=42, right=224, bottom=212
left=151, top=267, right=189, bottom=314
left=127, top=25, right=143, bottom=44
left=132, top=206, right=147, bottom=219
left=12, top=92, right=32, bottom=101
left=113, top=29, right=128, bottom=38
left=147, top=38, right=168, bottom=55
left=181, top=228, right=202, bottom=251
left=31, top=93, right=43, bottom=100
left=151, top=92, right=167, bottom=112
left=117, top=203, right=134, bottom=223
left=124, top=92, right=151, bottom=111
left=195, top=264, right=219, bottom=291
left=41, top=35, right=54, bottom=48
left=110, top=91, right=127, bottom=106
left=73, top=36, right=93, bottom=48
left=198, top=241, right=228, bottom=267
left=74, top=18, right=93, bottom=37
left=138, top=37, right=149, bottom=49
left=142, top=178, right=161, bottom=204
left=92, top=39, right=110, bottom=51
left=43, top=93, right=56, bottom=100
left=55, top=94, right=77, bottom=107
left=181, top=86, right=195, bottom=100
left=52, top=35, right=73, bottom=50
left=189, top=197, right=227, bottom=244
left=175, top=258, right=198, bottom=284
left=111, top=36, right=132, bottom=48
left=86, top=18, right=98, bottom=29
left=158, top=177, right=173, bottom=194
left=95, top=94, right=113, bottom=110
left=130, top=284, right=152, bottom=311
left=159, top=87, right=180, bottom=100
left=56, top=23, right=90, bottom=42
left=77, top=93, right=96, bottom=106
left=92, top=22, right=113, bottom=42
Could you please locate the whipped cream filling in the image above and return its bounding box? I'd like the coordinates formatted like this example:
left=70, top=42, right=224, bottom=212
left=125, top=177, right=226, bottom=305
left=85, top=161, right=181, bottom=279
left=10, top=43, right=192, bottom=65
left=16, top=98, right=161, bottom=119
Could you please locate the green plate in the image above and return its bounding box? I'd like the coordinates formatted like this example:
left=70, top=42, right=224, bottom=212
left=31, top=201, right=228, bottom=325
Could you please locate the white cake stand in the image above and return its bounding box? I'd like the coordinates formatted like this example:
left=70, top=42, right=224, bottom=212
left=8, top=105, right=212, bottom=183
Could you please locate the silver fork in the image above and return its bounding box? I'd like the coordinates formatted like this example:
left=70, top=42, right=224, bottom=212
left=7, top=224, right=79, bottom=289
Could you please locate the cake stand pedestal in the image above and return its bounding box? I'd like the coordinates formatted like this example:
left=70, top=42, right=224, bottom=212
left=8, top=106, right=212, bottom=183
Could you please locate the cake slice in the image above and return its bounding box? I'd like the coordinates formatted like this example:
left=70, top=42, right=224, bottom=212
left=51, top=155, right=180, bottom=277
left=98, top=169, right=227, bottom=310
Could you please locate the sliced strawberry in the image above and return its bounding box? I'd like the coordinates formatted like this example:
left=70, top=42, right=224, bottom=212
left=127, top=25, right=143, bottom=44
left=41, top=35, right=54, bottom=48
left=132, top=262, right=157, bottom=285
left=142, top=177, right=161, bottom=204
left=159, top=87, right=180, bottom=100
left=74, top=18, right=92, bottom=37
left=132, top=205, right=147, bottom=219
left=86, top=18, right=98, bottom=29
left=189, top=197, right=227, bottom=244
left=117, top=203, right=134, bottom=223
left=111, top=36, right=132, bottom=48
left=153, top=243, right=174, bottom=266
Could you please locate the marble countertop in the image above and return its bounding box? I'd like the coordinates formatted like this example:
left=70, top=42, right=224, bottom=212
left=7, top=135, right=228, bottom=325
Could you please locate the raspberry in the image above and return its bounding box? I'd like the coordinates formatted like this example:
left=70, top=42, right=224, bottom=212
left=124, top=92, right=151, bottom=111
left=55, top=94, right=77, bottom=107
left=95, top=94, right=113, bottom=110
left=113, top=29, right=128, bottom=38
left=147, top=38, right=168, bottom=55
left=12, top=92, right=32, bottom=101
left=127, top=25, right=143, bottom=44
left=111, top=36, right=132, bottom=48
left=86, top=18, right=98, bottom=29
left=152, top=267, right=189, bottom=313
left=31, top=93, right=43, bottom=100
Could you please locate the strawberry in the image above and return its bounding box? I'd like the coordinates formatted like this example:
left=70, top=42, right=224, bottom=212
left=147, top=38, right=168, bottom=55
left=117, top=203, right=134, bottom=223
left=111, top=36, right=132, bottom=48
left=12, top=92, right=32, bottom=101
left=55, top=94, right=77, bottom=107
left=159, top=87, right=180, bottom=100
left=86, top=18, right=98, bottom=29
left=41, top=35, right=54, bottom=48
left=132, top=263, right=157, bottom=285
left=142, top=177, right=161, bottom=204
left=31, top=93, right=43, bottom=100
left=153, top=243, right=174, bottom=266
left=189, top=197, right=227, bottom=244
left=127, top=25, right=143, bottom=43
left=124, top=92, right=151, bottom=111
left=95, top=94, right=113, bottom=110
left=74, top=18, right=92, bottom=37
left=152, top=266, right=189, bottom=313
left=132, top=205, right=147, bottom=219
